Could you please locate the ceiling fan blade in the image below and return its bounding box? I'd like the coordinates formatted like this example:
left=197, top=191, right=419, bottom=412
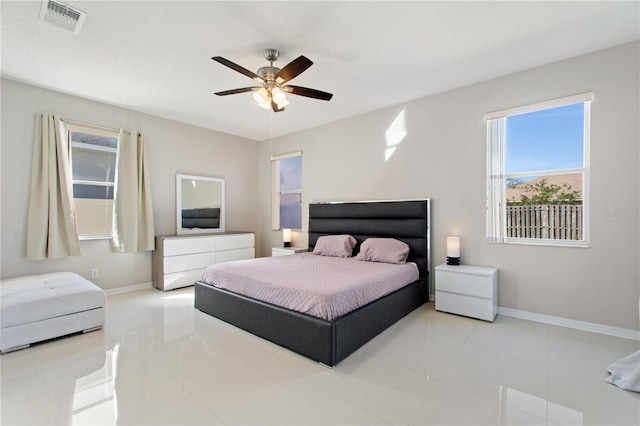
left=214, top=87, right=260, bottom=96
left=271, top=99, right=285, bottom=112
left=283, top=85, right=333, bottom=101
left=212, top=56, right=264, bottom=84
left=275, top=56, right=313, bottom=83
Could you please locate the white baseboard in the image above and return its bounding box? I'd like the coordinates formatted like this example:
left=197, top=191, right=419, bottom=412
left=104, top=282, right=153, bottom=296
left=103, top=287, right=638, bottom=341
left=498, top=307, right=640, bottom=341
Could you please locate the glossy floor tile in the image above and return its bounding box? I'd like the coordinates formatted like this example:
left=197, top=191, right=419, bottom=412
left=1, top=287, right=638, bottom=425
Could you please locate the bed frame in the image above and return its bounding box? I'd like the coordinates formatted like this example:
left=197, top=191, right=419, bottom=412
left=194, top=199, right=430, bottom=366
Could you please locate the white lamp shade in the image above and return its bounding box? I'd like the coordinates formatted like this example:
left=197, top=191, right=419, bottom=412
left=253, top=87, right=268, bottom=104
left=272, top=87, right=286, bottom=103
left=282, top=228, right=292, bottom=243
left=446, top=237, right=460, bottom=257
left=253, top=88, right=272, bottom=109
left=275, top=97, right=289, bottom=109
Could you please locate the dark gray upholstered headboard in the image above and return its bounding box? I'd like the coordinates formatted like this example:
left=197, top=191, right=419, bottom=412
left=308, top=199, right=431, bottom=277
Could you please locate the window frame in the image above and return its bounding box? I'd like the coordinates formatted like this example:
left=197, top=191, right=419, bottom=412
left=271, top=151, right=303, bottom=231
left=485, top=93, right=591, bottom=247
left=65, top=122, right=120, bottom=240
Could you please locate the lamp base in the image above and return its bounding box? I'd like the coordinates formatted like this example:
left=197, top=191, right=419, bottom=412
left=446, top=256, right=460, bottom=265
left=283, top=242, right=292, bottom=248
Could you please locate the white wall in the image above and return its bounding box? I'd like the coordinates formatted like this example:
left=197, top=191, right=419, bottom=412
left=1, top=79, right=260, bottom=291
left=259, top=42, right=640, bottom=331
left=2, top=42, right=637, bottom=330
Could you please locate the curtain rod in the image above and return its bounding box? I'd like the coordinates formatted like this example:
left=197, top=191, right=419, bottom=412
left=59, top=117, right=133, bottom=136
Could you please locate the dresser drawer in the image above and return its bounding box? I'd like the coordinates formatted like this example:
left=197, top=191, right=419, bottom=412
left=164, top=252, right=217, bottom=274
left=163, top=236, right=217, bottom=256
left=216, top=234, right=255, bottom=251
left=163, top=269, right=205, bottom=291
left=216, top=247, right=254, bottom=263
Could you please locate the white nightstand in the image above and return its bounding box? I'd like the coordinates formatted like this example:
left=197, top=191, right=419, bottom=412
left=435, top=263, right=498, bottom=322
left=272, top=247, right=308, bottom=256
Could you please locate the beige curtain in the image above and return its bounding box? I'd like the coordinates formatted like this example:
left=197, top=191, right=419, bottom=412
left=26, top=113, right=80, bottom=260
left=111, top=130, right=155, bottom=252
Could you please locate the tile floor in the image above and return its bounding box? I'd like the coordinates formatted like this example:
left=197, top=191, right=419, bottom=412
left=1, top=287, right=639, bottom=425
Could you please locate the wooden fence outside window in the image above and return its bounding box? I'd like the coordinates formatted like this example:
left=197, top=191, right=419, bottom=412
left=506, top=204, right=583, bottom=240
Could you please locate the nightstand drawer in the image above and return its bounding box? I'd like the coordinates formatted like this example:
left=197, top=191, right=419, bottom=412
left=435, top=290, right=496, bottom=322
left=436, top=265, right=498, bottom=298
left=436, top=268, right=495, bottom=298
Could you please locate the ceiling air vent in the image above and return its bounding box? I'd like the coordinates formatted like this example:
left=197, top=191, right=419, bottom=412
left=39, top=0, right=87, bottom=35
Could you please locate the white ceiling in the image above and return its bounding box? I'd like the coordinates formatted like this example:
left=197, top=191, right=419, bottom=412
left=2, top=1, right=639, bottom=141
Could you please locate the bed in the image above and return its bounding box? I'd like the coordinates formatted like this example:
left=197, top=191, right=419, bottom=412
left=194, top=199, right=430, bottom=366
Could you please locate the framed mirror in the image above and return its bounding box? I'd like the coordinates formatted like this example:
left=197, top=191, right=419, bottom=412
left=176, top=174, right=225, bottom=234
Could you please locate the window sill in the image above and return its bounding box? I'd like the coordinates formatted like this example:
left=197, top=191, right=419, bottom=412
left=488, top=238, right=590, bottom=248
left=79, top=235, right=112, bottom=241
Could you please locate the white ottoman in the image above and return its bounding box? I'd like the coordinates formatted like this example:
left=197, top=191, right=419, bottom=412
left=0, top=272, right=105, bottom=353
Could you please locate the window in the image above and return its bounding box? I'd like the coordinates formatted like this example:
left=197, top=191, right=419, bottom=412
left=271, top=151, right=302, bottom=230
left=486, top=93, right=591, bottom=246
left=65, top=122, right=119, bottom=239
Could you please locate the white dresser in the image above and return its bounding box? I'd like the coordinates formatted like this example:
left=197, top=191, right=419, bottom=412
left=435, top=264, right=498, bottom=322
left=153, top=232, right=254, bottom=291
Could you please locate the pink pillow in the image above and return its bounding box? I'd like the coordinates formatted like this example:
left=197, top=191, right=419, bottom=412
left=312, top=235, right=357, bottom=258
left=355, top=238, right=409, bottom=264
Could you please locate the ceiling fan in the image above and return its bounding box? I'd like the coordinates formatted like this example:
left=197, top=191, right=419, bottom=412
left=212, top=48, right=333, bottom=112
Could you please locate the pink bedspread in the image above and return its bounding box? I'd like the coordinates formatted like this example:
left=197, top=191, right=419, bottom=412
left=200, top=253, right=419, bottom=321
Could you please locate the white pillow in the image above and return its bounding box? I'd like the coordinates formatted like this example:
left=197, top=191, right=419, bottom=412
left=312, top=234, right=357, bottom=258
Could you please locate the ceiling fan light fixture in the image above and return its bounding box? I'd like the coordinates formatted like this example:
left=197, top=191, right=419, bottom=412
left=271, top=87, right=286, bottom=104
left=257, top=95, right=272, bottom=109
left=212, top=49, right=333, bottom=112
left=275, top=97, right=289, bottom=109
left=253, top=87, right=269, bottom=104
left=256, top=90, right=272, bottom=110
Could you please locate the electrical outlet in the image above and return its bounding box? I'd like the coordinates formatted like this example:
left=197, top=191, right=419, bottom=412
left=91, top=268, right=99, bottom=279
